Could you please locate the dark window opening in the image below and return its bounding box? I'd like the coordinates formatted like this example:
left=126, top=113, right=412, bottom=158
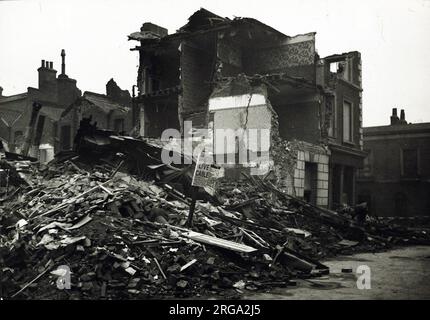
left=60, top=125, right=71, bottom=151
left=114, top=118, right=125, bottom=133
left=304, top=162, right=318, bottom=205
left=343, top=100, right=353, bottom=143
left=402, top=148, right=418, bottom=177
left=329, top=59, right=353, bottom=82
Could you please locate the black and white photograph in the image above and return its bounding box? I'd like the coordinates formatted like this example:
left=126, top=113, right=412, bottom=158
left=1, top=0, right=430, bottom=310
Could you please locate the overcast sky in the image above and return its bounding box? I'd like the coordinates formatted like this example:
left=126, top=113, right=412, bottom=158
left=1, top=0, right=430, bottom=126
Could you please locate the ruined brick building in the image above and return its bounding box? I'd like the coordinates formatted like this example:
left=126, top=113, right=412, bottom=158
left=357, top=109, right=430, bottom=216
left=0, top=51, right=81, bottom=156
left=130, top=8, right=366, bottom=208
left=59, top=78, right=133, bottom=151
left=0, top=51, right=132, bottom=157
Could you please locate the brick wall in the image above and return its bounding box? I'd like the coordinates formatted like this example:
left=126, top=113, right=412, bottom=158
left=180, top=40, right=215, bottom=127
left=357, top=132, right=430, bottom=216
left=333, top=81, right=361, bottom=148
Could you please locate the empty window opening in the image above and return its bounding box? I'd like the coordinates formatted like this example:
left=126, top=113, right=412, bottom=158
left=304, top=162, right=318, bottom=205
left=343, top=100, right=353, bottom=142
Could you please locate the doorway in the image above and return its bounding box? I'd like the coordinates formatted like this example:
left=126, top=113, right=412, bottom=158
left=304, top=162, right=317, bottom=205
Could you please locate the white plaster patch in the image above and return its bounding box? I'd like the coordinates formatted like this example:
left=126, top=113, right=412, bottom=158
left=209, top=94, right=266, bottom=111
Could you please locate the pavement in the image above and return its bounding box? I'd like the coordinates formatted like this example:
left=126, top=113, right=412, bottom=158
left=244, top=245, right=430, bottom=299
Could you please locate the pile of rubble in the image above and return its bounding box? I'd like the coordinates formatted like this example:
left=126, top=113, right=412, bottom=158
left=0, top=135, right=429, bottom=300
left=0, top=157, right=313, bottom=299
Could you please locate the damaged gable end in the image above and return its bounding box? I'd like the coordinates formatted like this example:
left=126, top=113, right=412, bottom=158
left=129, top=8, right=366, bottom=209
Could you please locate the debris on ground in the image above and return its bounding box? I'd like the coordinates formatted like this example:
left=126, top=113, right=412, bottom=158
left=1, top=125, right=429, bottom=300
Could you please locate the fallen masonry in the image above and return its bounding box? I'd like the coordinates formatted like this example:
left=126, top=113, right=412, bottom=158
left=1, top=128, right=429, bottom=299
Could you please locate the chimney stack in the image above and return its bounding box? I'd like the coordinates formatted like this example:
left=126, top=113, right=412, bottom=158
left=141, top=22, right=168, bottom=38
left=399, top=109, right=407, bottom=124
left=38, top=59, right=57, bottom=93
left=390, top=108, right=399, bottom=125
left=0, top=86, right=3, bottom=97
left=61, top=49, right=66, bottom=75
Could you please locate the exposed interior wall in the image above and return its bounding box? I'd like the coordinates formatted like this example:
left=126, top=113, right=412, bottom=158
left=207, top=76, right=330, bottom=206
left=209, top=80, right=272, bottom=171
left=217, top=36, right=242, bottom=77
left=136, top=46, right=181, bottom=137
left=143, top=98, right=180, bottom=137
left=137, top=49, right=180, bottom=94
left=243, top=33, right=316, bottom=81
left=180, top=37, right=216, bottom=128
left=272, top=95, right=321, bottom=144
left=211, top=101, right=272, bottom=162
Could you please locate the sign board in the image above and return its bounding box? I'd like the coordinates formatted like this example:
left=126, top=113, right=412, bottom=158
left=191, top=153, right=222, bottom=196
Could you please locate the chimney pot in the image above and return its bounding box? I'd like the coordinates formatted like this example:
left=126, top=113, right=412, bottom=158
left=390, top=107, right=400, bottom=125
left=41, top=60, right=45, bottom=68
left=49, top=61, right=53, bottom=69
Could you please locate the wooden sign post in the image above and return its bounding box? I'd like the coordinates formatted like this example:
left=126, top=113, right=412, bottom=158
left=187, top=152, right=221, bottom=227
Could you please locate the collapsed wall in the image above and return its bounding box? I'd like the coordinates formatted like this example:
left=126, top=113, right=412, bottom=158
left=208, top=74, right=330, bottom=206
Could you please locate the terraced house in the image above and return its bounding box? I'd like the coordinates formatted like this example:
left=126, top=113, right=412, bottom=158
left=0, top=51, right=132, bottom=159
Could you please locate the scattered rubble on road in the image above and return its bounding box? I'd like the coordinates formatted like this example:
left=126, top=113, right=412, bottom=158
left=1, top=128, right=429, bottom=300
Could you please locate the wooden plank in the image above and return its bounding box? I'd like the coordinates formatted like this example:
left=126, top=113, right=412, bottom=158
left=183, top=230, right=257, bottom=254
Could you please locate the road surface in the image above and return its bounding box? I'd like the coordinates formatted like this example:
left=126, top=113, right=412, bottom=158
left=245, top=246, right=430, bottom=299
